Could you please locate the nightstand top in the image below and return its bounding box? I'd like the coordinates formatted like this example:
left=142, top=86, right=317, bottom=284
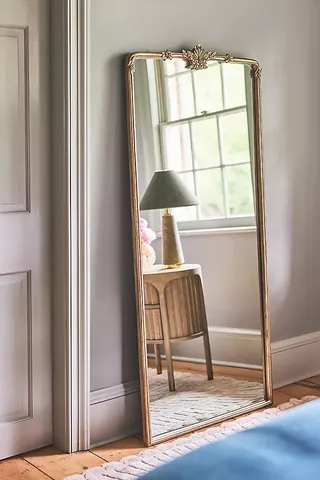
left=143, top=264, right=201, bottom=276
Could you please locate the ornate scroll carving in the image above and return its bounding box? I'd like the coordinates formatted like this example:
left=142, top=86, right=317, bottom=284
left=224, top=53, right=234, bottom=63
left=128, top=58, right=136, bottom=73
left=182, top=44, right=216, bottom=70
left=161, top=50, right=173, bottom=61
left=251, top=64, right=262, bottom=78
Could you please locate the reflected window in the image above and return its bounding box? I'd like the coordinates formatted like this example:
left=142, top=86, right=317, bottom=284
left=158, top=61, right=255, bottom=227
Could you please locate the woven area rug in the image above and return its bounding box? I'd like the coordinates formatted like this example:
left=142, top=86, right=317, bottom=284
left=148, top=369, right=264, bottom=436
left=64, top=396, right=317, bottom=480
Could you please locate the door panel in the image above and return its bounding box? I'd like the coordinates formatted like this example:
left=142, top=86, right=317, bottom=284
left=0, top=272, right=30, bottom=423
left=0, top=27, right=28, bottom=213
left=0, top=0, right=52, bottom=459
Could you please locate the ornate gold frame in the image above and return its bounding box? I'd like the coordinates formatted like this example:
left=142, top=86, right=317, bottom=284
left=126, top=44, right=272, bottom=447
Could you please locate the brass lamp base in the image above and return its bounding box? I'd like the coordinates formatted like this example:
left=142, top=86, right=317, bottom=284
left=162, top=211, right=184, bottom=269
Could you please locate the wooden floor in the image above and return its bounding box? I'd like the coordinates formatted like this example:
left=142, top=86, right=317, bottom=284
left=1, top=374, right=320, bottom=480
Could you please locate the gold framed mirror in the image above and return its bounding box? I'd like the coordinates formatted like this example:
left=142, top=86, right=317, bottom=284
left=126, top=45, right=272, bottom=447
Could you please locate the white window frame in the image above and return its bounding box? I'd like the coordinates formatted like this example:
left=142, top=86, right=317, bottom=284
left=154, top=61, right=256, bottom=232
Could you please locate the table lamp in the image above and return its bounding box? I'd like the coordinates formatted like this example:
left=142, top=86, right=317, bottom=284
left=140, top=169, right=199, bottom=269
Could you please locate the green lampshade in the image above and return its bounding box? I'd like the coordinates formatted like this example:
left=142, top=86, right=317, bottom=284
left=140, top=170, right=199, bottom=211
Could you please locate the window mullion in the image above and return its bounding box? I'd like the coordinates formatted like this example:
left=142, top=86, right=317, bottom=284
left=220, top=63, right=227, bottom=109
left=173, top=161, right=250, bottom=175
left=158, top=124, right=168, bottom=169
left=188, top=121, right=199, bottom=220
left=221, top=167, right=229, bottom=218
left=216, top=115, right=229, bottom=217
left=161, top=105, right=246, bottom=128
left=157, top=62, right=169, bottom=123
left=191, top=71, right=197, bottom=117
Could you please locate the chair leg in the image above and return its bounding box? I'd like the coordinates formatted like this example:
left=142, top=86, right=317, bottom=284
left=203, top=329, right=213, bottom=380
left=197, top=275, right=213, bottom=381
left=154, top=344, right=162, bottom=374
left=164, top=343, right=175, bottom=392
left=159, top=293, right=175, bottom=392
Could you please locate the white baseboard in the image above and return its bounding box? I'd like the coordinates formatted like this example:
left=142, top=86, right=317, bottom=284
left=271, top=331, right=320, bottom=388
left=90, top=380, right=139, bottom=405
left=90, top=380, right=141, bottom=447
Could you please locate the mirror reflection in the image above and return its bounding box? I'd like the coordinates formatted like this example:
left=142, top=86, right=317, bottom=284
left=132, top=52, right=267, bottom=442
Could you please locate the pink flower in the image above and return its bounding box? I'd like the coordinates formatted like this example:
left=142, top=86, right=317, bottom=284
left=140, top=217, right=156, bottom=245
left=141, top=227, right=156, bottom=244
left=140, top=218, right=148, bottom=232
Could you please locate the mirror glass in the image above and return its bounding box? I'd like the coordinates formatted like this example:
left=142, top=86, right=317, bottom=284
left=129, top=51, right=270, bottom=444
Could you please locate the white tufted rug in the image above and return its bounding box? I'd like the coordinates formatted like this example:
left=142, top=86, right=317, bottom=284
left=148, top=370, right=264, bottom=436
left=64, top=396, right=317, bottom=480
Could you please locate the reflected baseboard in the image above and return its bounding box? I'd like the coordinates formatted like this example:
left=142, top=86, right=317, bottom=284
left=148, top=327, right=263, bottom=369
left=147, top=354, right=263, bottom=372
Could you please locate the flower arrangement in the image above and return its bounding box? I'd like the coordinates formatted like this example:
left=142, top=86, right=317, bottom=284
left=140, top=218, right=156, bottom=245
left=140, top=218, right=156, bottom=270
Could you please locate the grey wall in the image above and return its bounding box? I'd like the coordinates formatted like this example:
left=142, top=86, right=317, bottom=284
left=90, top=0, right=320, bottom=392
left=182, top=233, right=260, bottom=330
left=151, top=232, right=260, bottom=331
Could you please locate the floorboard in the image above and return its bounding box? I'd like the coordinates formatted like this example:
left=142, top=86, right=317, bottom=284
left=279, top=383, right=320, bottom=399
left=91, top=436, right=145, bottom=462
left=304, top=375, right=320, bottom=386
left=0, top=456, right=52, bottom=480
left=3, top=375, right=319, bottom=479
left=22, top=446, right=104, bottom=480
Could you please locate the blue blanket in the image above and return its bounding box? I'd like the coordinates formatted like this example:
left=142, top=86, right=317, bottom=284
left=140, top=399, right=320, bottom=479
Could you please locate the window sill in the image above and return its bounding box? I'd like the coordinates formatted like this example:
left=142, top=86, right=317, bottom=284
left=155, top=226, right=257, bottom=238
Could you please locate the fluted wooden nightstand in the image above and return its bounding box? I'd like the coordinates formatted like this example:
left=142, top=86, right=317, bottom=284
left=143, top=264, right=213, bottom=392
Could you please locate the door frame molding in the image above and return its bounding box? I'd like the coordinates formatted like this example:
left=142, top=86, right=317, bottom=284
left=51, top=0, right=90, bottom=452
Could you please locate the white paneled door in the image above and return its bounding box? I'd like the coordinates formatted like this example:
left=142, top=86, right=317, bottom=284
left=0, top=0, right=52, bottom=459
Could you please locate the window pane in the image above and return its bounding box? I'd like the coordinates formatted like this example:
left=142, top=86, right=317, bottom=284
left=225, top=164, right=254, bottom=215
left=222, top=64, right=246, bottom=109
left=163, top=59, right=186, bottom=76
left=220, top=111, right=250, bottom=165
left=173, top=172, right=197, bottom=221
left=196, top=169, right=225, bottom=219
left=193, top=64, right=223, bottom=115
left=191, top=118, right=220, bottom=168
left=166, top=74, right=195, bottom=121
left=163, top=124, right=192, bottom=171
